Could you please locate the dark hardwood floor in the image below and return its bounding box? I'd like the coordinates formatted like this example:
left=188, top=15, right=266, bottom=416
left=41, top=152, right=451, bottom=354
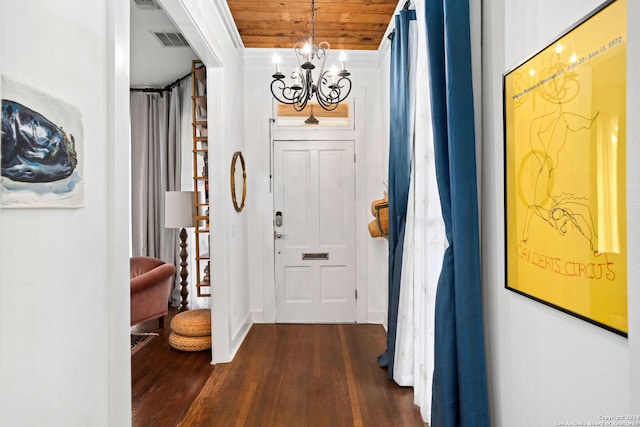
left=132, top=308, right=213, bottom=427
left=132, top=310, right=428, bottom=427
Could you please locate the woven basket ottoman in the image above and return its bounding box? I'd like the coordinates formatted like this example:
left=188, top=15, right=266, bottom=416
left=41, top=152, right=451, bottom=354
left=169, top=309, right=212, bottom=352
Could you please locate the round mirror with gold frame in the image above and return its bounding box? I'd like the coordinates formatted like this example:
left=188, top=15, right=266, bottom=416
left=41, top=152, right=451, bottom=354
left=230, top=151, right=246, bottom=212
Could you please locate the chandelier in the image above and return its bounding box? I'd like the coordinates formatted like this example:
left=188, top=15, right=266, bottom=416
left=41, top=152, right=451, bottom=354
left=270, top=0, right=352, bottom=112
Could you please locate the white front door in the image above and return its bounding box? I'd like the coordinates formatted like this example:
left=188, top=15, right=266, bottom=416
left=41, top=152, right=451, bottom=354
left=273, top=140, right=356, bottom=323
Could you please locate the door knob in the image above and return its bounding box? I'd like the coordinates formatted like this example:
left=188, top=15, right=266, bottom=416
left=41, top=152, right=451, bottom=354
left=274, top=231, right=287, bottom=239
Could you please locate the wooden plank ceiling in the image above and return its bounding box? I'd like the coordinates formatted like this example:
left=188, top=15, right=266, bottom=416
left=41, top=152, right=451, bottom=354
left=227, top=0, right=399, bottom=51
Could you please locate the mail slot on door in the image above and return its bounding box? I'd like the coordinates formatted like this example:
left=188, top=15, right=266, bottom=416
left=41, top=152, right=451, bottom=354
left=302, top=252, right=329, bottom=261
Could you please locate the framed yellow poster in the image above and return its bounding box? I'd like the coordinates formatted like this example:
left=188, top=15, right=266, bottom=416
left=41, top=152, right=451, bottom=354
left=503, top=0, right=627, bottom=336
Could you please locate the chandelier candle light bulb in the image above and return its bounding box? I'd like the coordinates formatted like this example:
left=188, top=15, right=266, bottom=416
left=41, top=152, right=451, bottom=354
left=273, top=53, right=281, bottom=73
left=303, top=42, right=312, bottom=64
left=293, top=67, right=302, bottom=89
left=330, top=66, right=338, bottom=85
left=339, top=51, right=347, bottom=71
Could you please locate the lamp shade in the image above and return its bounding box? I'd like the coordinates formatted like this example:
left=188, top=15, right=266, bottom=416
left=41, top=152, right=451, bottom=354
left=165, top=191, right=196, bottom=229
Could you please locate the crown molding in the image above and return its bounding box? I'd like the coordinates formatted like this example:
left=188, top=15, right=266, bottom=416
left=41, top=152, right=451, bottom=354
left=213, top=0, right=244, bottom=50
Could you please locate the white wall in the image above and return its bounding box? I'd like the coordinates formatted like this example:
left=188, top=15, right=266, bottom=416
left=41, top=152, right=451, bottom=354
left=242, top=50, right=389, bottom=325
left=376, top=45, right=391, bottom=328
left=363, top=58, right=390, bottom=324
left=482, top=1, right=639, bottom=425
left=0, top=0, right=131, bottom=425
left=160, top=0, right=252, bottom=363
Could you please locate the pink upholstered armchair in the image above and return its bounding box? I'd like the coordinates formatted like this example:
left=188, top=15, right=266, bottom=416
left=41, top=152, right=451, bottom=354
left=130, top=256, right=176, bottom=328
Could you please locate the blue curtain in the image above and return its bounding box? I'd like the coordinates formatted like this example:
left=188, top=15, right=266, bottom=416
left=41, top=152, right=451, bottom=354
left=425, top=0, right=490, bottom=426
left=378, top=9, right=415, bottom=379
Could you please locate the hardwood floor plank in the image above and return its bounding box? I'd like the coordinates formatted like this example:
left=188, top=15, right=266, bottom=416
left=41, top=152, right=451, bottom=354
left=235, top=382, right=258, bottom=427
left=132, top=309, right=213, bottom=427
left=133, top=319, right=428, bottom=426
left=176, top=324, right=427, bottom=426
left=338, top=324, right=364, bottom=427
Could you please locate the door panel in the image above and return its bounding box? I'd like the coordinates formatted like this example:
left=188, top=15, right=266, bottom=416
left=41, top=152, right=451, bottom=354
left=274, top=140, right=356, bottom=323
left=319, top=150, right=347, bottom=246
left=282, top=151, right=311, bottom=247
left=320, top=266, right=348, bottom=302
left=284, top=267, right=311, bottom=302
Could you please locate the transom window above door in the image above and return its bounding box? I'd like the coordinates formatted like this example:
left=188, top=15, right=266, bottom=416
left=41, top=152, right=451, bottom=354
left=275, top=100, right=352, bottom=128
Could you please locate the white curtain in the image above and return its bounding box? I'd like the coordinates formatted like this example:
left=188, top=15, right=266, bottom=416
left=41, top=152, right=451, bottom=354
left=394, top=11, right=419, bottom=386
left=130, top=80, right=188, bottom=306
left=393, top=0, right=447, bottom=421
left=130, top=92, right=163, bottom=257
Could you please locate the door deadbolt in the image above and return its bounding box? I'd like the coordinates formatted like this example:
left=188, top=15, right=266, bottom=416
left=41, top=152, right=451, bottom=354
left=275, top=211, right=283, bottom=227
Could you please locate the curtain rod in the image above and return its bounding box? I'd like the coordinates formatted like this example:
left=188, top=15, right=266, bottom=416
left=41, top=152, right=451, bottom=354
left=130, top=69, right=192, bottom=94
left=387, top=1, right=413, bottom=40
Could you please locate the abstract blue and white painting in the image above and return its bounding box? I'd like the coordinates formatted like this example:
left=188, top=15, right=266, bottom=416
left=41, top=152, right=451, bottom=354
left=1, top=76, right=83, bottom=207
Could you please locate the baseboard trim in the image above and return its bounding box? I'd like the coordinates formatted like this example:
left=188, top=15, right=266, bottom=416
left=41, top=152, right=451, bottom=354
left=227, top=313, right=253, bottom=362
left=250, top=310, right=386, bottom=327
left=250, top=310, right=264, bottom=323
left=367, top=311, right=387, bottom=329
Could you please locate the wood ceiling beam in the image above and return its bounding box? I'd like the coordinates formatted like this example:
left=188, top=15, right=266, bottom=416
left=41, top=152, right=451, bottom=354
left=226, top=0, right=397, bottom=51
left=246, top=44, right=378, bottom=50
left=241, top=35, right=383, bottom=44
left=227, top=2, right=396, bottom=14
left=228, top=11, right=393, bottom=24
left=242, top=37, right=380, bottom=50
left=238, top=30, right=384, bottom=43
left=232, top=20, right=388, bottom=32
left=314, top=0, right=396, bottom=3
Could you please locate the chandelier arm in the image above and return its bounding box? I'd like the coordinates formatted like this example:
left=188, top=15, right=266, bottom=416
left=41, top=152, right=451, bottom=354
left=293, top=41, right=306, bottom=69
left=315, top=93, right=340, bottom=111
left=334, top=76, right=352, bottom=101
left=293, top=75, right=309, bottom=111
left=314, top=73, right=336, bottom=110
left=315, top=41, right=330, bottom=78
left=278, top=69, right=311, bottom=112
left=293, top=70, right=313, bottom=111
left=315, top=72, right=352, bottom=111
left=294, top=98, right=309, bottom=112
left=270, top=79, right=304, bottom=105
left=315, top=92, right=340, bottom=111
left=315, top=95, right=339, bottom=111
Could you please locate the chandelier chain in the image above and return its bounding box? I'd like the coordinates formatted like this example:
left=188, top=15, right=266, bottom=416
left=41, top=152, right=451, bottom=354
left=311, top=0, right=315, bottom=45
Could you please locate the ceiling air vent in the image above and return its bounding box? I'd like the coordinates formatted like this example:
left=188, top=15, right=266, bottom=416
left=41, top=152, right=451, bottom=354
left=133, top=0, right=160, bottom=10
left=152, top=31, right=190, bottom=48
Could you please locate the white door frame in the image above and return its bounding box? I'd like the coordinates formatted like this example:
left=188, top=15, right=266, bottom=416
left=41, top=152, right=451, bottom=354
left=108, top=0, right=132, bottom=423
left=109, top=0, right=227, bottom=421
left=263, top=86, right=368, bottom=324
left=151, top=0, right=233, bottom=363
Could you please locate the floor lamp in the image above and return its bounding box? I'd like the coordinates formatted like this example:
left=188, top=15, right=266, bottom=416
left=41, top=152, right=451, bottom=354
left=165, top=191, right=196, bottom=311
